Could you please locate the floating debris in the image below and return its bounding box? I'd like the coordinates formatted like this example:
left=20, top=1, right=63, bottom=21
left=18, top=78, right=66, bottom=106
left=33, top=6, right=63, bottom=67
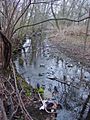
left=48, top=77, right=57, bottom=80
left=38, top=73, right=44, bottom=76
left=40, top=64, right=45, bottom=67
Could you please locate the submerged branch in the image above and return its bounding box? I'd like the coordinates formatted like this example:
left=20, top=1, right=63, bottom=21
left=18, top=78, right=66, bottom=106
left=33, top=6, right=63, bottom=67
left=48, top=77, right=79, bottom=89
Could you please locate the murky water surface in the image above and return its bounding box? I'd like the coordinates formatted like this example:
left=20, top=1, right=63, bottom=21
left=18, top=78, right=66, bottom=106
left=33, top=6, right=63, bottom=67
left=15, top=38, right=90, bottom=120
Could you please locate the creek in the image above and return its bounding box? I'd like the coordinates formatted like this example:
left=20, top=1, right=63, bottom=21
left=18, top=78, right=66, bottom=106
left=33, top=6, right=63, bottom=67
left=15, top=36, right=90, bottom=120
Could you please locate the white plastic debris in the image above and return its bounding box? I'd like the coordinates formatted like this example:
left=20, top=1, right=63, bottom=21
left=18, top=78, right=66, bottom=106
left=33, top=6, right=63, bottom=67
left=39, top=100, right=47, bottom=110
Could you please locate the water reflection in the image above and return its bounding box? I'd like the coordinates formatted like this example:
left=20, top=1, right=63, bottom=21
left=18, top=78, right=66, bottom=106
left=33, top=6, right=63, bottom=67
left=15, top=37, right=90, bottom=120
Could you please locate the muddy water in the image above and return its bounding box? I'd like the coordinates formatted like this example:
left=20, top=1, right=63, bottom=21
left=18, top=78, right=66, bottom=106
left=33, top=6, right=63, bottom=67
left=15, top=38, right=90, bottom=120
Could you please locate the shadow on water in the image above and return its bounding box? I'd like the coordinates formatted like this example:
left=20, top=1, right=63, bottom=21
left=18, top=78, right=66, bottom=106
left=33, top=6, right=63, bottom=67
left=15, top=36, right=90, bottom=120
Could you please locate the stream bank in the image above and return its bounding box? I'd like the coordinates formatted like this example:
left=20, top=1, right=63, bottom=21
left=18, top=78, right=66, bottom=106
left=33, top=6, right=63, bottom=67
left=15, top=34, right=90, bottom=120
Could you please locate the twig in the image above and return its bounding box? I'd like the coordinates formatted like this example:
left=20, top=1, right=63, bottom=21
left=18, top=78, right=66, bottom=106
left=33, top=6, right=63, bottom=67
left=5, top=0, right=21, bottom=34
left=0, top=10, right=6, bottom=17
left=0, top=98, right=8, bottom=120
left=11, top=60, right=33, bottom=120
left=6, top=75, right=15, bottom=94
left=9, top=106, right=19, bottom=120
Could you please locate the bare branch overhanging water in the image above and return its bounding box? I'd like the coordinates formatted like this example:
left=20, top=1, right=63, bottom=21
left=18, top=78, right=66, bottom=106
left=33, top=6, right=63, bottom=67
left=13, top=16, right=90, bottom=35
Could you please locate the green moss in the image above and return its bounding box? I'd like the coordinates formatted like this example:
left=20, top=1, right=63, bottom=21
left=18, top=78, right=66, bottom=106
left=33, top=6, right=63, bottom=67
left=35, top=87, right=44, bottom=95
left=16, top=75, right=22, bottom=81
left=22, top=80, right=31, bottom=96
left=25, top=89, right=31, bottom=96
left=16, top=74, right=31, bottom=97
left=38, top=87, right=44, bottom=94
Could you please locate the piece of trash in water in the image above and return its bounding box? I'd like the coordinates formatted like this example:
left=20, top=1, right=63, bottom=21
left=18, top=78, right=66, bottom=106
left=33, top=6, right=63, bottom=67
left=39, top=100, right=47, bottom=110
left=39, top=100, right=62, bottom=112
left=40, top=64, right=45, bottom=67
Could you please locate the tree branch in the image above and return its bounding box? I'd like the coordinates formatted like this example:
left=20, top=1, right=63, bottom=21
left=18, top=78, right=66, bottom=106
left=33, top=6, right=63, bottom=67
left=5, top=0, right=21, bottom=34
left=51, top=1, right=59, bottom=29
left=11, top=61, right=33, bottom=120
left=30, top=0, right=60, bottom=4
left=13, top=0, right=31, bottom=28
left=0, top=10, right=6, bottom=18
left=13, top=16, right=90, bottom=35
left=10, top=0, right=31, bottom=39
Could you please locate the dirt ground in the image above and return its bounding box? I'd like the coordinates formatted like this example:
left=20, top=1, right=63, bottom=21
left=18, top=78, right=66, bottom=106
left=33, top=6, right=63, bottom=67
left=48, top=30, right=90, bottom=72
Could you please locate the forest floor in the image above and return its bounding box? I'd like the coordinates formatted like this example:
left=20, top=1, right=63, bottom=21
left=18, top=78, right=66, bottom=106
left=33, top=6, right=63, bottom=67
left=48, top=29, right=90, bottom=72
